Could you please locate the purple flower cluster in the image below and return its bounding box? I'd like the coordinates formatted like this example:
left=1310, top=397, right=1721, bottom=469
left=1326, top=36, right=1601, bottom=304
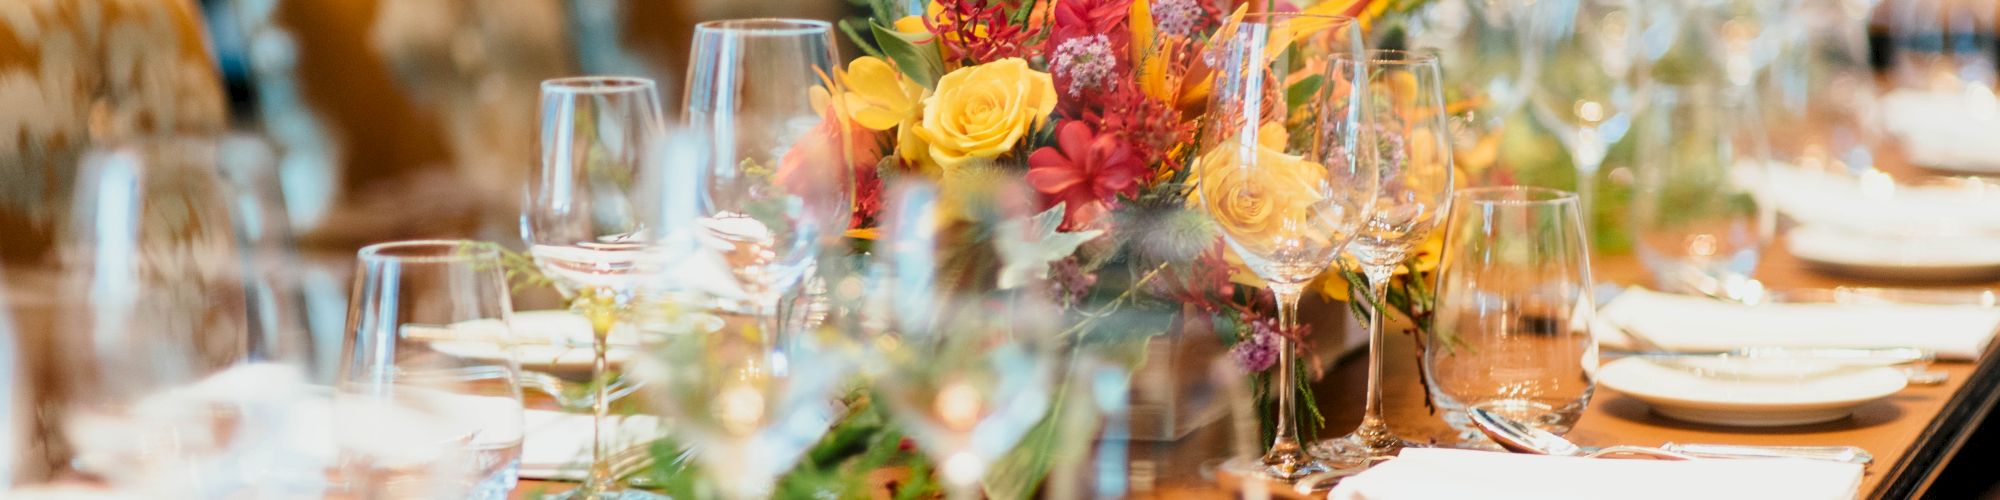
left=1231, top=317, right=1283, bottom=372
left=1051, top=34, right=1117, bottom=97
left=1048, top=257, right=1097, bottom=307
left=1153, top=0, right=1203, bottom=38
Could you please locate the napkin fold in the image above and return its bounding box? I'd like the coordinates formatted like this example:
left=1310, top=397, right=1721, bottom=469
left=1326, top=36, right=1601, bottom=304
left=1598, top=288, right=2000, bottom=360
left=1882, top=88, right=2000, bottom=173
left=1763, top=166, right=2000, bottom=234
left=1328, top=448, right=1863, bottom=500
left=519, top=410, right=666, bottom=481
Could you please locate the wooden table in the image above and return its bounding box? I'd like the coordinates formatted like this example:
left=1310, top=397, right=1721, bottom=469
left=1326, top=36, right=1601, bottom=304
left=518, top=239, right=2000, bottom=499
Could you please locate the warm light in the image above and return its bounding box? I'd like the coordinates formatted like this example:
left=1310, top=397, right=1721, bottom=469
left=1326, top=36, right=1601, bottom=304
left=934, top=380, right=983, bottom=431
left=717, top=382, right=765, bottom=436
left=943, top=452, right=985, bottom=486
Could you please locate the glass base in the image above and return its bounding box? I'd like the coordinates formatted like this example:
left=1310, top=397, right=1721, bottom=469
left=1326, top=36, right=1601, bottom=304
left=540, top=485, right=668, bottom=500
left=1312, top=425, right=1421, bottom=469
left=1217, top=444, right=1332, bottom=483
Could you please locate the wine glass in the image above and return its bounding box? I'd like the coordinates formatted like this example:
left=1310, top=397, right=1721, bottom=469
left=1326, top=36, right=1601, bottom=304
left=1526, top=0, right=1646, bottom=230
left=524, top=75, right=669, bottom=499
left=335, top=240, right=524, bottom=499
left=1314, top=49, right=1455, bottom=467
left=50, top=137, right=257, bottom=495
left=1197, top=12, right=1374, bottom=481
left=1403, top=0, right=1537, bottom=184
left=683, top=18, right=854, bottom=347
left=1425, top=187, right=1598, bottom=444
left=869, top=180, right=1059, bottom=500
left=1630, top=84, right=1773, bottom=293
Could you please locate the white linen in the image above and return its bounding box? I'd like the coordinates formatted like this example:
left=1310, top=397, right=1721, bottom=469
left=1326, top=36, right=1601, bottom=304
left=1327, top=448, right=1864, bottom=500
left=1762, top=165, right=2000, bottom=234
left=1598, top=288, right=2000, bottom=360
left=518, top=409, right=666, bottom=481
left=1882, top=88, right=2000, bottom=173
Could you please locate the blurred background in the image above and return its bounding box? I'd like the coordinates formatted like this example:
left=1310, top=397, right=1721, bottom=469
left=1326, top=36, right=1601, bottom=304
left=8, top=0, right=2000, bottom=494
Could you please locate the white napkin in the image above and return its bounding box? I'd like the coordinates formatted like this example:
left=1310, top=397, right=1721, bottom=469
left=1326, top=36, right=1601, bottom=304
left=519, top=409, right=666, bottom=480
left=1786, top=224, right=2000, bottom=269
left=1598, top=288, right=2000, bottom=360
left=1762, top=166, right=2000, bottom=234
left=1882, top=87, right=2000, bottom=173
left=1328, top=448, right=1863, bottom=500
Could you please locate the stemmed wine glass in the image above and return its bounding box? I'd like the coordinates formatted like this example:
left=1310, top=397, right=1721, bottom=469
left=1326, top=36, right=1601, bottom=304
left=1630, top=84, right=1773, bottom=293
left=1197, top=13, right=1375, bottom=481
left=683, top=18, right=854, bottom=347
left=524, top=76, right=669, bottom=499
left=1403, top=0, right=1537, bottom=185
left=1314, top=50, right=1455, bottom=467
left=1526, top=0, right=1646, bottom=230
left=867, top=180, right=1059, bottom=500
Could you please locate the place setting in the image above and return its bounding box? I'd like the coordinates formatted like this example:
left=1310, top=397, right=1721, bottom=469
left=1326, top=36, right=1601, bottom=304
left=11, top=0, right=2000, bottom=499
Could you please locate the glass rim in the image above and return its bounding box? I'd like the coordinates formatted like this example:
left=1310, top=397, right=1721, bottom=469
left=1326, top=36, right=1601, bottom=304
left=1236, top=12, right=1361, bottom=24
left=357, top=239, right=500, bottom=264
left=1453, top=186, right=1580, bottom=205
left=1336, top=48, right=1441, bottom=65
left=694, top=18, right=834, bottom=36
left=541, top=76, right=657, bottom=95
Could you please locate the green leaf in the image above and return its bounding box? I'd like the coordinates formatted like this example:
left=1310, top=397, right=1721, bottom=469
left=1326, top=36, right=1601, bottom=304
left=982, top=385, right=1067, bottom=499
left=872, top=23, right=946, bottom=89
left=1286, top=74, right=1326, bottom=112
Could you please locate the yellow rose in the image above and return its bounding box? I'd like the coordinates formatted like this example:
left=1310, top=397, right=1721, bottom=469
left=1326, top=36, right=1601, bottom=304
left=1194, top=128, right=1338, bottom=283
left=914, top=58, right=1058, bottom=169
left=842, top=56, right=925, bottom=131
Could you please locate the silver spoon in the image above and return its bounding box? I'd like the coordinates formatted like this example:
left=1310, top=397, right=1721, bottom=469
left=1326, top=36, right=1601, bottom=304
left=1470, top=407, right=1873, bottom=465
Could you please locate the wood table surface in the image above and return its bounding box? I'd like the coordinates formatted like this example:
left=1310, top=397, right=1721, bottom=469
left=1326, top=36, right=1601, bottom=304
left=517, top=238, right=2000, bottom=499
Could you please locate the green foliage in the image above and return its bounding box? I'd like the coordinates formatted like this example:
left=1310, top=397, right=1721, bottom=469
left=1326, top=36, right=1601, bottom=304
left=873, top=23, right=947, bottom=89
left=460, top=241, right=554, bottom=293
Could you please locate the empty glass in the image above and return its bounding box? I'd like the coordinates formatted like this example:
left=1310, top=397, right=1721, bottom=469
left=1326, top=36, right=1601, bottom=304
left=1631, top=85, right=1773, bottom=292
left=525, top=75, right=670, bottom=499
left=1196, top=12, right=1373, bottom=481
left=1425, top=187, right=1599, bottom=444
left=868, top=180, right=1058, bottom=500
left=336, top=240, right=524, bottom=500
left=1317, top=49, right=1455, bottom=467
left=1526, top=0, right=1646, bottom=227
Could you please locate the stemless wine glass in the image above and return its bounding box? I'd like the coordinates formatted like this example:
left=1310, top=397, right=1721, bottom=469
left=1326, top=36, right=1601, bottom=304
left=683, top=18, right=854, bottom=346
left=335, top=240, right=524, bottom=500
left=869, top=180, right=1059, bottom=500
left=524, top=75, right=668, bottom=499
left=1527, top=0, right=1646, bottom=228
left=52, top=138, right=256, bottom=496
left=1631, top=85, right=1773, bottom=292
left=1315, top=49, right=1455, bottom=466
left=1425, top=187, right=1598, bottom=444
left=1197, top=12, right=1374, bottom=481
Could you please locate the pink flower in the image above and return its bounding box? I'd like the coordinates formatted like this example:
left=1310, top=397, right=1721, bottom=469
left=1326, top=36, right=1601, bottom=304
left=1232, top=317, right=1282, bottom=372
left=1027, top=121, right=1148, bottom=229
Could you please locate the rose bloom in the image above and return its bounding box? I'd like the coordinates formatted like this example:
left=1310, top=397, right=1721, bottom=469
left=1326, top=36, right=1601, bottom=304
left=1194, top=125, right=1335, bottom=276
left=914, top=58, right=1059, bottom=169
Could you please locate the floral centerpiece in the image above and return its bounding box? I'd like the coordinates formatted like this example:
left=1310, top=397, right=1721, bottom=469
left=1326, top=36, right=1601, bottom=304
left=630, top=0, right=1453, bottom=496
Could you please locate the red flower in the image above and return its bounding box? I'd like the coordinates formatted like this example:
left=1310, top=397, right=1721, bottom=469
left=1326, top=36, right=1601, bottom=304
left=1026, top=121, right=1148, bottom=229
left=778, top=109, right=883, bottom=230
left=1052, top=0, right=1132, bottom=38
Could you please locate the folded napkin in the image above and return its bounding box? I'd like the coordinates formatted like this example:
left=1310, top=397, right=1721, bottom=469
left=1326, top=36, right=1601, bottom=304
left=1328, top=448, right=1863, bottom=500
left=1763, top=165, right=2000, bottom=234
left=1598, top=288, right=2000, bottom=360
left=1882, top=88, right=2000, bottom=173
left=519, top=409, right=666, bottom=481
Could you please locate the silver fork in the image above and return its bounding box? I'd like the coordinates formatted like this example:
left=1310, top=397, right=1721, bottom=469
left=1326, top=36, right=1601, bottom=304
left=1607, top=319, right=1948, bottom=385
left=518, top=370, right=644, bottom=410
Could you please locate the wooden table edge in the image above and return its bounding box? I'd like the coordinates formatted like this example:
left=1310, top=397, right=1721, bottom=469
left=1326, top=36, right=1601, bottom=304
left=1874, top=338, right=2000, bottom=499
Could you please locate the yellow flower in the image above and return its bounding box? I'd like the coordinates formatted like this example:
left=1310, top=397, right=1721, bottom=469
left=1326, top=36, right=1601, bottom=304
left=894, top=15, right=929, bottom=35
left=842, top=56, right=925, bottom=131
left=914, top=58, right=1058, bottom=169
left=1194, top=126, right=1332, bottom=266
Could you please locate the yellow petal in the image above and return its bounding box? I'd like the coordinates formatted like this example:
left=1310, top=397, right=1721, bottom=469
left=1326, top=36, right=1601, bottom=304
left=894, top=15, right=928, bottom=35
left=1130, top=0, right=1156, bottom=56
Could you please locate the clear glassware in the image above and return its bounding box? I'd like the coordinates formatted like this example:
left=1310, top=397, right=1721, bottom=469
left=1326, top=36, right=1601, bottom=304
left=1425, top=187, right=1599, bottom=445
left=1630, top=84, right=1774, bottom=292
left=1043, top=357, right=1271, bottom=499
left=1690, top=0, right=1800, bottom=89
left=335, top=240, right=525, bottom=500
left=1525, top=0, right=1646, bottom=228
left=51, top=138, right=255, bottom=495
left=868, top=180, right=1058, bottom=500
left=1402, top=0, right=1537, bottom=185
left=1889, top=0, right=1999, bottom=93
left=1764, top=0, right=1883, bottom=176
left=525, top=75, right=670, bottom=499
left=1315, top=49, right=1455, bottom=467
left=683, top=18, right=854, bottom=344
left=633, top=312, right=849, bottom=499
left=1197, top=12, right=1374, bottom=481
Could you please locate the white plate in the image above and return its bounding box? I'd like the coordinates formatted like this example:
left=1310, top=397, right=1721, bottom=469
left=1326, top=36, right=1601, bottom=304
left=425, top=310, right=724, bottom=373
left=1597, top=357, right=1907, bottom=427
left=1787, top=224, right=2000, bottom=281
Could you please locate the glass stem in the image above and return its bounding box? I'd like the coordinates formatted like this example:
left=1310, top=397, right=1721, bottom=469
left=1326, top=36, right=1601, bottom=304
left=1260, top=282, right=1318, bottom=478
left=1573, top=127, right=1605, bottom=231
left=581, top=286, right=619, bottom=491
left=1356, top=264, right=1399, bottom=452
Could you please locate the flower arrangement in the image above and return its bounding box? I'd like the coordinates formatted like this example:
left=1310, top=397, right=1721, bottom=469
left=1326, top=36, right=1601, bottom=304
left=628, top=0, right=1458, bottom=496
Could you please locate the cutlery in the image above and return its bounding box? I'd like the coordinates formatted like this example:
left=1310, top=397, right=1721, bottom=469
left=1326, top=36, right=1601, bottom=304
left=1608, top=319, right=1948, bottom=385
left=1471, top=407, right=1874, bottom=465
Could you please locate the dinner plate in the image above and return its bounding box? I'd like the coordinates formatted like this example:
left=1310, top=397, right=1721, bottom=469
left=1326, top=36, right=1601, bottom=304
left=1786, top=224, right=2000, bottom=282
left=426, top=309, right=725, bottom=373
left=1597, top=357, right=1907, bottom=427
